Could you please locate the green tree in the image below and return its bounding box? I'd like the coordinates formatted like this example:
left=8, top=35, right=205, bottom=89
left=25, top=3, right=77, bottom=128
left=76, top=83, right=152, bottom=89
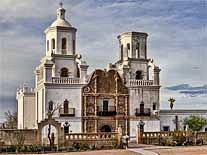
left=4, top=111, right=17, bottom=129
left=184, top=115, right=207, bottom=131
left=168, top=98, right=176, bottom=110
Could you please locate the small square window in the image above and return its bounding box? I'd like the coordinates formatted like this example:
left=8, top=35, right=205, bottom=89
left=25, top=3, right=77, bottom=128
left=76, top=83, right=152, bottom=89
left=163, top=126, right=170, bottom=131
left=205, top=128, right=207, bottom=132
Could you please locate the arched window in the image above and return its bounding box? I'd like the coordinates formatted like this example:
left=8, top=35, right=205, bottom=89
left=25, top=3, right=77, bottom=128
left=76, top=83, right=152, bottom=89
left=100, top=125, right=111, bottom=132
left=73, top=40, right=75, bottom=53
left=153, top=103, right=156, bottom=110
left=64, top=126, right=69, bottom=133
left=127, top=43, right=130, bottom=58
left=62, top=38, right=67, bottom=49
left=51, top=38, right=55, bottom=49
left=64, top=99, right=69, bottom=114
left=121, top=44, right=123, bottom=60
left=64, top=121, right=70, bottom=133
left=47, top=40, right=49, bottom=52
left=77, top=66, right=80, bottom=78
left=48, top=101, right=53, bottom=111
left=136, top=70, right=143, bottom=80
left=60, top=68, right=68, bottom=77
left=136, top=43, right=139, bottom=58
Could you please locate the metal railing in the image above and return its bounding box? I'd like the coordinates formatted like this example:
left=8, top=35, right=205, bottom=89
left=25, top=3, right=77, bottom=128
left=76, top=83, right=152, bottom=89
left=59, top=108, right=75, bottom=117
left=135, top=108, right=151, bottom=116
left=97, top=106, right=116, bottom=116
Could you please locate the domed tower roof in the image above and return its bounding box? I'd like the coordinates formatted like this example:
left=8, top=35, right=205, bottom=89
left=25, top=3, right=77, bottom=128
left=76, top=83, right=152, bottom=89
left=49, top=2, right=72, bottom=28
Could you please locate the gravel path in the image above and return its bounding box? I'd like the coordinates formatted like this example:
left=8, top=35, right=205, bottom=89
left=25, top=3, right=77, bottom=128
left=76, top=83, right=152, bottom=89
left=151, top=146, right=207, bottom=155
left=14, top=149, right=141, bottom=155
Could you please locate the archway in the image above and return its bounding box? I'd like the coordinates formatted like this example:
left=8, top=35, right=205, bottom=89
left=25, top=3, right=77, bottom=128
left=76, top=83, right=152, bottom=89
left=38, top=118, right=62, bottom=149
left=41, top=124, right=57, bottom=146
left=136, top=70, right=143, bottom=80
left=60, top=68, right=69, bottom=77
left=101, top=125, right=112, bottom=132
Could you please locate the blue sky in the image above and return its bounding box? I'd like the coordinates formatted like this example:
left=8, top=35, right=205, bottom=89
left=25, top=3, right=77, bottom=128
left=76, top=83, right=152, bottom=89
left=0, top=0, right=206, bottom=122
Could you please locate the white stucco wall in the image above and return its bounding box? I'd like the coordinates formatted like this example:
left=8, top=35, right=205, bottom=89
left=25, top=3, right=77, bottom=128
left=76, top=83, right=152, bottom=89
left=17, top=95, right=24, bottom=129
left=57, top=31, right=76, bottom=55
left=130, top=120, right=160, bottom=138
left=36, top=88, right=44, bottom=123
left=160, top=110, right=207, bottom=132
left=45, top=86, right=82, bottom=133
left=129, top=88, right=159, bottom=116
left=45, top=86, right=82, bottom=117
left=24, top=94, right=36, bottom=129
left=17, top=91, right=35, bottom=129
left=130, top=61, right=148, bottom=80
left=45, top=29, right=76, bottom=56
left=54, top=57, right=77, bottom=77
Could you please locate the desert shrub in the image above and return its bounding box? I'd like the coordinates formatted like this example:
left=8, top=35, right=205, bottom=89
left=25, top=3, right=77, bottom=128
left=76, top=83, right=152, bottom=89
left=42, top=145, right=52, bottom=151
left=29, top=145, right=43, bottom=153
left=172, top=134, right=186, bottom=146
left=72, top=142, right=81, bottom=150
left=112, top=141, right=119, bottom=148
left=89, top=144, right=96, bottom=150
left=6, top=145, right=16, bottom=152
left=196, top=138, right=203, bottom=145
left=183, top=139, right=193, bottom=146
left=0, top=146, right=8, bottom=153
left=160, top=134, right=187, bottom=146
left=81, top=143, right=90, bottom=150
left=20, top=146, right=28, bottom=152
left=160, top=137, right=176, bottom=146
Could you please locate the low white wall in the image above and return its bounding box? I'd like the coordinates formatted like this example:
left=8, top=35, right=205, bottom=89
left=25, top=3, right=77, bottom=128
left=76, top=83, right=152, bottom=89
left=129, top=120, right=160, bottom=138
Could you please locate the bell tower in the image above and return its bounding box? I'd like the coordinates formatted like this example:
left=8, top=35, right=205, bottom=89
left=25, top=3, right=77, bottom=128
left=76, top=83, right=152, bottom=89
left=44, top=2, right=77, bottom=56
left=118, top=32, right=148, bottom=61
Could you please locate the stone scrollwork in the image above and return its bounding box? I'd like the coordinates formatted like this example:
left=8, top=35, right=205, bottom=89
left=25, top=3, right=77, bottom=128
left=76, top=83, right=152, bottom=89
left=84, top=86, right=90, bottom=93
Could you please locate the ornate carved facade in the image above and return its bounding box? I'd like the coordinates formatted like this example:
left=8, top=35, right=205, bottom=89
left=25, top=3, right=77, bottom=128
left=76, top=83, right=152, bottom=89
left=82, top=69, right=129, bottom=134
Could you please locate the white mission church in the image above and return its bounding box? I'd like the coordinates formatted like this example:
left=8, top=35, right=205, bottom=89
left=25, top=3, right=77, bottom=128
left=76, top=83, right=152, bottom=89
left=16, top=4, right=207, bottom=138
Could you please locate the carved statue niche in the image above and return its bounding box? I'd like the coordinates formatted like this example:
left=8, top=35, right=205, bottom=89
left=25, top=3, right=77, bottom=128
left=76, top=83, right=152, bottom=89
left=86, top=96, right=95, bottom=115
left=87, top=106, right=95, bottom=115
left=118, top=106, right=125, bottom=115
left=118, top=97, right=125, bottom=106
left=87, top=120, right=95, bottom=132
left=84, top=86, right=91, bottom=93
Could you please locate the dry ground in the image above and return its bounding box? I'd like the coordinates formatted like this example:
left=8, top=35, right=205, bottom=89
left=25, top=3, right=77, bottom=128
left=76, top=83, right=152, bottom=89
left=152, top=146, right=207, bottom=155
left=15, top=149, right=141, bottom=155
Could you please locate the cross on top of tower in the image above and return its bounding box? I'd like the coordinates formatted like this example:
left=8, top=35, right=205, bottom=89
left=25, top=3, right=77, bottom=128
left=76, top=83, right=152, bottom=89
left=59, top=1, right=63, bottom=8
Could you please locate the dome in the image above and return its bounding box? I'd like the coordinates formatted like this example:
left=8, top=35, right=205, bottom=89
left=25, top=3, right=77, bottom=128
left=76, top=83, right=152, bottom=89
left=49, top=3, right=72, bottom=28
left=50, top=19, right=72, bottom=27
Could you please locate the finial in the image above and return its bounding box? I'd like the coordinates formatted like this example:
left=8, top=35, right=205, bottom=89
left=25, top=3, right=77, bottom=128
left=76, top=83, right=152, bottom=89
left=59, top=1, right=63, bottom=8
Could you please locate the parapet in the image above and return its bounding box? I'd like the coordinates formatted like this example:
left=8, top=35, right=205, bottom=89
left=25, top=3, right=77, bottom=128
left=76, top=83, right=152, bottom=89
left=16, top=83, right=35, bottom=97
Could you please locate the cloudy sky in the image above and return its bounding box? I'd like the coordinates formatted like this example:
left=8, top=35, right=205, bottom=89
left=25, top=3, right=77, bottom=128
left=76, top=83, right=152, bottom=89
left=0, top=0, right=206, bottom=122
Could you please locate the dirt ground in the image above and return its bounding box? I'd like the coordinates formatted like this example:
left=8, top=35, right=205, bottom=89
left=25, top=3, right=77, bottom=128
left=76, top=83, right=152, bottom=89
left=152, top=146, right=207, bottom=155
left=15, top=149, right=141, bottom=155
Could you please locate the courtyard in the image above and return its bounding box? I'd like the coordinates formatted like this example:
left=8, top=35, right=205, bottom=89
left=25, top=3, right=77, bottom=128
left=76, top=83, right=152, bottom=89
left=151, top=146, right=207, bottom=155
left=15, top=149, right=141, bottom=155
left=12, top=146, right=207, bottom=155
